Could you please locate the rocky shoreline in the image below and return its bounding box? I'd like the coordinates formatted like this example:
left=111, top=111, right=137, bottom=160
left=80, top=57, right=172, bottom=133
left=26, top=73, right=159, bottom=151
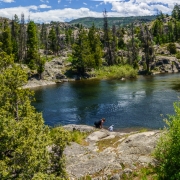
left=63, top=124, right=161, bottom=180
left=23, top=52, right=180, bottom=89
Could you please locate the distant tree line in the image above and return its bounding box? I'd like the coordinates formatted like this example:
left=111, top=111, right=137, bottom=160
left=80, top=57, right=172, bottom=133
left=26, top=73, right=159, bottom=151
left=0, top=14, right=75, bottom=78
left=0, top=4, right=180, bottom=77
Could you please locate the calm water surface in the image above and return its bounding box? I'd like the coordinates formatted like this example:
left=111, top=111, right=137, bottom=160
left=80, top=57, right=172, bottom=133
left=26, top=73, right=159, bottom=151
left=33, top=73, right=180, bottom=130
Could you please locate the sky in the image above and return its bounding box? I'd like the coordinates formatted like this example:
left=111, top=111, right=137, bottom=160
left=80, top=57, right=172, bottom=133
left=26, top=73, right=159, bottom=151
left=0, top=0, right=179, bottom=23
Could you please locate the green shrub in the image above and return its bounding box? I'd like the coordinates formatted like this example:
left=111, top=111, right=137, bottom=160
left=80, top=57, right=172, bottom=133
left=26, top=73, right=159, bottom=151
left=67, top=56, right=73, bottom=62
left=167, top=43, right=176, bottom=54
left=176, top=51, right=180, bottom=59
left=143, top=62, right=147, bottom=70
left=154, top=102, right=180, bottom=179
left=93, top=65, right=137, bottom=79
left=69, top=130, right=89, bottom=145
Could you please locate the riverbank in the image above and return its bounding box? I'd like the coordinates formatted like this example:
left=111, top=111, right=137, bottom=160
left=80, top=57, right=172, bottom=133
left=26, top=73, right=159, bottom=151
left=63, top=124, right=161, bottom=179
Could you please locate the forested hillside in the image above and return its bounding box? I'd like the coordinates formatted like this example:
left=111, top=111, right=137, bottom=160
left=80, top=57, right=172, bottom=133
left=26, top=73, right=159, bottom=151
left=68, top=15, right=157, bottom=28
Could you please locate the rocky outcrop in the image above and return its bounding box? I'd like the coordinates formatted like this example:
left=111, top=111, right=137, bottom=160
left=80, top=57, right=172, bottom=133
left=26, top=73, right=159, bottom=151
left=24, top=57, right=72, bottom=88
left=152, top=56, right=180, bottom=73
left=23, top=79, right=56, bottom=89
left=42, top=58, right=68, bottom=81
left=154, top=45, right=170, bottom=55
left=64, top=125, right=161, bottom=179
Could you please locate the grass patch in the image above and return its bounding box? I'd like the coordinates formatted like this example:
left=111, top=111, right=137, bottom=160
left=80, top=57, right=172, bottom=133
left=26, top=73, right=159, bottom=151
left=139, top=128, right=148, bottom=133
left=97, top=136, right=121, bottom=152
left=92, top=65, right=137, bottom=80
left=69, top=130, right=89, bottom=146
left=121, top=165, right=158, bottom=180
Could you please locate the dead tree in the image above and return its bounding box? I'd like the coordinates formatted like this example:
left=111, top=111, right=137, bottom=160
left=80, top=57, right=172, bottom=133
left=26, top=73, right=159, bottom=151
left=140, top=24, right=155, bottom=73
left=103, top=9, right=114, bottom=65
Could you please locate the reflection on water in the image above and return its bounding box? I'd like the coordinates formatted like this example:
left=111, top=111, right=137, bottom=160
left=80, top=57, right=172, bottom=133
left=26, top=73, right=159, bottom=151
left=172, top=82, right=180, bottom=92
left=33, top=73, right=180, bottom=130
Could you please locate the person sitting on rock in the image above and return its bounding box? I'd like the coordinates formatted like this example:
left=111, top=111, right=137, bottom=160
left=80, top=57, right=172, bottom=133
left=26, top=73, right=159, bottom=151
left=94, top=118, right=106, bottom=129
left=108, top=125, right=114, bottom=132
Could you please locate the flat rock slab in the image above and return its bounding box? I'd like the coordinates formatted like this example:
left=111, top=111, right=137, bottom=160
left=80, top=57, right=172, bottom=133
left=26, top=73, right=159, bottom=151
left=63, top=124, right=95, bottom=133
left=64, top=126, right=161, bottom=179
left=23, top=79, right=56, bottom=88
left=64, top=142, right=122, bottom=179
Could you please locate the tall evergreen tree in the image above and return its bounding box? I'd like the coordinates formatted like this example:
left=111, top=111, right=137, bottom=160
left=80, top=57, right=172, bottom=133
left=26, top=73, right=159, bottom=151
left=55, top=24, right=61, bottom=55
left=0, top=51, right=69, bottom=179
left=111, top=24, right=118, bottom=64
left=127, top=23, right=139, bottom=65
left=48, top=26, right=57, bottom=55
left=2, top=19, right=12, bottom=55
left=11, top=14, right=20, bottom=62
left=40, top=23, right=47, bottom=49
left=26, top=21, right=39, bottom=69
left=172, top=4, right=180, bottom=20
left=65, top=27, right=73, bottom=47
left=72, top=27, right=94, bottom=74
left=117, top=27, right=125, bottom=49
left=88, top=24, right=102, bottom=67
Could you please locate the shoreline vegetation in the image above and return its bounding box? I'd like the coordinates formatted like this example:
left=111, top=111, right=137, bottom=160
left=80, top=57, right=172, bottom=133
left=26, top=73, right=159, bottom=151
left=24, top=64, right=138, bottom=88
left=92, top=64, right=137, bottom=80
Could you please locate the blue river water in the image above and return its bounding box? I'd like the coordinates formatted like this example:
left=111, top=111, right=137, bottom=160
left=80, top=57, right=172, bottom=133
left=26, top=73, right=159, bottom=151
left=32, top=73, right=180, bottom=131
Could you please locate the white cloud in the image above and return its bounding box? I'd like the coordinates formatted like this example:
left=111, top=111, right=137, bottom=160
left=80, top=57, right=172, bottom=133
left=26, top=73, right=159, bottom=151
left=40, top=0, right=49, bottom=3
left=0, top=0, right=14, bottom=3
left=83, top=2, right=87, bottom=5
left=58, top=0, right=61, bottom=3
left=93, top=0, right=180, bottom=16
left=0, top=6, right=104, bottom=22
left=0, top=0, right=179, bottom=23
left=39, top=4, right=51, bottom=9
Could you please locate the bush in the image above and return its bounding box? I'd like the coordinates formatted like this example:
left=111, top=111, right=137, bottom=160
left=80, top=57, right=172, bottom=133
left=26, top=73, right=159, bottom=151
left=69, top=130, right=89, bottom=145
left=154, top=102, right=180, bottom=179
left=167, top=43, right=177, bottom=54
left=93, top=65, right=137, bottom=79
left=0, top=52, right=70, bottom=179
left=176, top=51, right=180, bottom=59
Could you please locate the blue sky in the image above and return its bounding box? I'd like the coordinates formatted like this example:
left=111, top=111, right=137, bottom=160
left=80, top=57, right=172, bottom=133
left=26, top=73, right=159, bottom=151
left=0, top=0, right=178, bottom=22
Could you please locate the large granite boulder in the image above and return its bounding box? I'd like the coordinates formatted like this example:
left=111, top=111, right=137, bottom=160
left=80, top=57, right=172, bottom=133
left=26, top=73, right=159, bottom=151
left=151, top=56, right=180, bottom=73
left=117, top=131, right=160, bottom=166
left=42, top=58, right=67, bottom=81
left=64, top=125, right=161, bottom=179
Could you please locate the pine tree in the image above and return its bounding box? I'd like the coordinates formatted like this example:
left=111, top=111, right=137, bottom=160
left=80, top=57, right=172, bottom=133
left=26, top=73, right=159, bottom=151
left=111, top=24, right=118, bottom=64
left=11, top=14, right=20, bottom=62
left=0, top=51, right=69, bottom=179
left=48, top=26, right=57, bottom=55
left=127, top=23, right=139, bottom=65
left=88, top=24, right=102, bottom=67
left=72, top=27, right=94, bottom=74
left=55, top=24, right=61, bottom=55
left=65, top=27, right=72, bottom=47
left=26, top=21, right=39, bottom=70
left=172, top=4, right=180, bottom=20
left=117, top=27, right=125, bottom=49
left=40, top=23, right=46, bottom=49
left=2, top=19, right=12, bottom=55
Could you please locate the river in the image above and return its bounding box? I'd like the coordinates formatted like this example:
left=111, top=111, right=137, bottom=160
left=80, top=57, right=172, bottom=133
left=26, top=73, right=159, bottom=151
left=32, top=73, right=180, bottom=131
